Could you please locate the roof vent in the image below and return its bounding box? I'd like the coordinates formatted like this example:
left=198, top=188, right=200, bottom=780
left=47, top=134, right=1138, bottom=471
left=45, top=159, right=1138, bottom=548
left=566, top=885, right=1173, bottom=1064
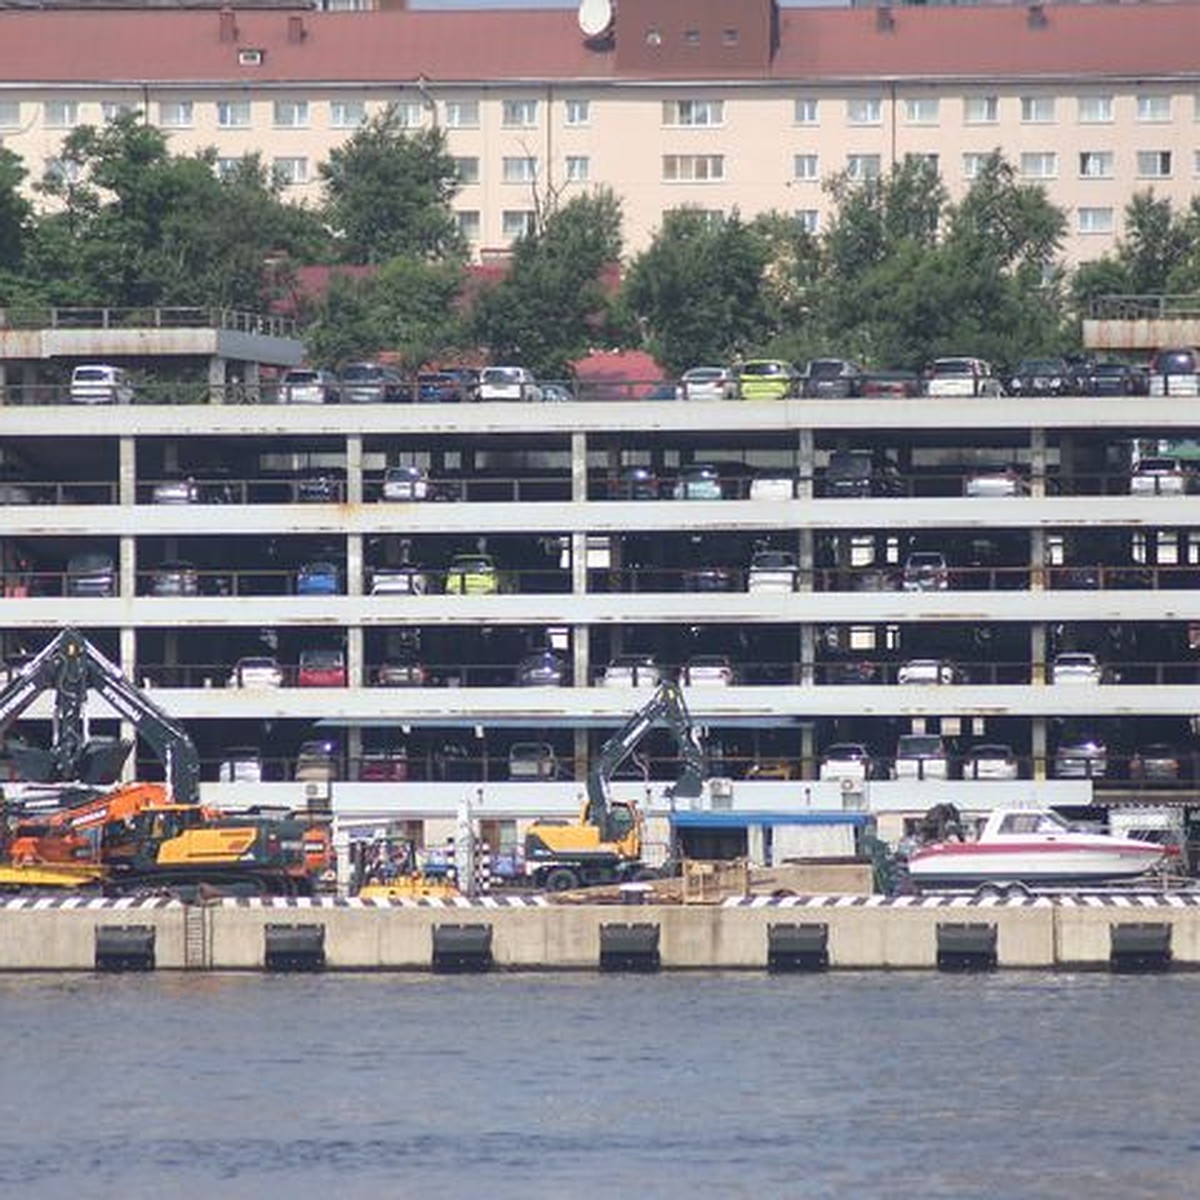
left=218, top=7, right=237, bottom=43
left=876, top=4, right=894, bottom=31
left=1027, top=3, right=1048, bottom=28
left=288, top=15, right=306, bottom=44
left=239, top=48, right=265, bottom=66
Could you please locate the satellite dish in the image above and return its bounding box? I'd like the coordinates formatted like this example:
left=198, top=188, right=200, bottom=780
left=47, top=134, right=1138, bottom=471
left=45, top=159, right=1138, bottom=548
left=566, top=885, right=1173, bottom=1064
left=578, top=0, right=614, bottom=39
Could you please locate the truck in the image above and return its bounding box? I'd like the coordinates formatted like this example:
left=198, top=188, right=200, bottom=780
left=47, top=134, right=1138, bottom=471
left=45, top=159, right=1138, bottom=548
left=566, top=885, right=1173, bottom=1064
left=522, top=680, right=706, bottom=891
left=0, top=628, right=330, bottom=895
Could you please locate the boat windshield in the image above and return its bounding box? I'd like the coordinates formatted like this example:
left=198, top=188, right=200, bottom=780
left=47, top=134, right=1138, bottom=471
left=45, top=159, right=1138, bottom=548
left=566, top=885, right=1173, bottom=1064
left=996, top=811, right=1071, bottom=835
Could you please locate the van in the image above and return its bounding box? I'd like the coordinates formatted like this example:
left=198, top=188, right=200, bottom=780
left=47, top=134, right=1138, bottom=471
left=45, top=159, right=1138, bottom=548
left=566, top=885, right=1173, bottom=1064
left=69, top=364, right=134, bottom=405
left=1148, top=347, right=1200, bottom=397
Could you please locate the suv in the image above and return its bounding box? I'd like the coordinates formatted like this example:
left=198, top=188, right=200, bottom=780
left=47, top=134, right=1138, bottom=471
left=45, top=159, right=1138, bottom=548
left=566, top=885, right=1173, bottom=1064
left=380, top=465, right=430, bottom=502
left=228, top=655, right=284, bottom=688
left=893, top=733, right=950, bottom=780
left=369, top=564, right=430, bottom=595
left=515, top=647, right=568, bottom=686
left=1130, top=457, right=1192, bottom=496
left=1148, top=347, right=1200, bottom=397
left=297, top=647, right=347, bottom=687
left=148, top=559, right=199, bottom=597
left=801, top=357, right=864, bottom=399
left=600, top=654, right=663, bottom=688
left=1006, top=357, right=1073, bottom=397
left=218, top=746, right=263, bottom=783
left=69, top=364, right=134, bottom=405
left=747, top=549, right=799, bottom=593
left=479, top=365, right=540, bottom=402
left=825, top=450, right=903, bottom=498
left=902, top=551, right=949, bottom=592
left=444, top=553, right=509, bottom=595
left=819, top=742, right=874, bottom=783
left=280, top=367, right=339, bottom=405
left=340, top=361, right=407, bottom=403
left=925, top=357, right=1002, bottom=397
left=375, top=652, right=428, bottom=687
left=672, top=463, right=731, bottom=500
left=66, top=550, right=117, bottom=597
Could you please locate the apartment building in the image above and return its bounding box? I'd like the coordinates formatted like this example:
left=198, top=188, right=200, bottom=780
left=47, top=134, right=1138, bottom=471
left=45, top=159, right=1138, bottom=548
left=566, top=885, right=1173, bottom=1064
left=0, top=1, right=1198, bottom=261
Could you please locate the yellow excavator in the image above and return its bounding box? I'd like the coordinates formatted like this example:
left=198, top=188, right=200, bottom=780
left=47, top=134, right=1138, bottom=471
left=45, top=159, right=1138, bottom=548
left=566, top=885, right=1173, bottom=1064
left=522, top=680, right=706, bottom=891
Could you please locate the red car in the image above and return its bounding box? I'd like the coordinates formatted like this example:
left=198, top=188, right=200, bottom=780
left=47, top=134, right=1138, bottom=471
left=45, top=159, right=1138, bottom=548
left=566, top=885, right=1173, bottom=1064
left=297, top=647, right=347, bottom=687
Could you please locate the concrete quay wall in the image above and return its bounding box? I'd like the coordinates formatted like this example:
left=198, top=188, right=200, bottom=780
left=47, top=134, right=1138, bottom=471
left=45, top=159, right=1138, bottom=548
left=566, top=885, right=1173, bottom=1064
left=3, top=896, right=1200, bottom=972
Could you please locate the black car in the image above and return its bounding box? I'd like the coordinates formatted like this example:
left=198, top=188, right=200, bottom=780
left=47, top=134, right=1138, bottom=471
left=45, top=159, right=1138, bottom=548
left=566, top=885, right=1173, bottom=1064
left=610, top=464, right=659, bottom=500
left=416, top=372, right=462, bottom=403
left=1077, top=358, right=1138, bottom=397
left=801, top=358, right=864, bottom=399
left=1006, top=357, right=1074, bottom=397
left=294, top=471, right=343, bottom=503
left=681, top=564, right=741, bottom=592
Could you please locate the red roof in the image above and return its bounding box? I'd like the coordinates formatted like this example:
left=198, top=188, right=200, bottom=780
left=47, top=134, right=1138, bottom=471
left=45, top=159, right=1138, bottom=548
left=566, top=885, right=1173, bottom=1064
left=0, top=5, right=1198, bottom=84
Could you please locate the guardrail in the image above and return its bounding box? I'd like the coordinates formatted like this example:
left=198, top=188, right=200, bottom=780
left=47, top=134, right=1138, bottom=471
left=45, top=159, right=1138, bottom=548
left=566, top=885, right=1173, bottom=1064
left=1089, top=294, right=1200, bottom=320
left=0, top=306, right=296, bottom=337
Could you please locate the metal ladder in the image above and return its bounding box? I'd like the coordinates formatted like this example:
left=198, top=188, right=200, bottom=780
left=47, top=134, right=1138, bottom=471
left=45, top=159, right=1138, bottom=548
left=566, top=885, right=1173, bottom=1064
left=183, top=903, right=208, bottom=969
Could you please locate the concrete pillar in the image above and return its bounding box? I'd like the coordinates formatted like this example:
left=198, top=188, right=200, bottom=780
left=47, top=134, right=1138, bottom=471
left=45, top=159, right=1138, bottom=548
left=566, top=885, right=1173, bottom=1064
left=119, top=534, right=136, bottom=600
left=1032, top=717, right=1047, bottom=782
left=207, top=356, right=227, bottom=404
left=797, top=428, right=815, bottom=500
left=801, top=724, right=816, bottom=780
left=747, top=823, right=766, bottom=867
left=1030, top=622, right=1046, bottom=686
left=1030, top=527, right=1045, bottom=593
left=346, top=534, right=363, bottom=597
left=120, top=626, right=137, bottom=783
left=572, top=623, right=589, bottom=689
left=346, top=434, right=363, bottom=504
left=1030, top=426, right=1046, bottom=499
left=799, top=622, right=816, bottom=687
left=571, top=531, right=587, bottom=596
left=571, top=431, right=587, bottom=502
left=244, top=360, right=261, bottom=404
left=574, top=727, right=588, bottom=783
left=347, top=725, right=363, bottom=781
left=118, top=436, right=136, bottom=507
left=348, top=624, right=364, bottom=688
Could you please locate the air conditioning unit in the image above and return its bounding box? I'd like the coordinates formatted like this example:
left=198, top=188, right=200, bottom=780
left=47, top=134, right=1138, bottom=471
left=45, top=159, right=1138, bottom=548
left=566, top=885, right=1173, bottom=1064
left=239, top=48, right=265, bottom=66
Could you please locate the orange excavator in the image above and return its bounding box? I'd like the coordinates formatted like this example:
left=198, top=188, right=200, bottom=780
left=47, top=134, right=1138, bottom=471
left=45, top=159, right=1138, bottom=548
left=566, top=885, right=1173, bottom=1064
left=0, top=629, right=332, bottom=894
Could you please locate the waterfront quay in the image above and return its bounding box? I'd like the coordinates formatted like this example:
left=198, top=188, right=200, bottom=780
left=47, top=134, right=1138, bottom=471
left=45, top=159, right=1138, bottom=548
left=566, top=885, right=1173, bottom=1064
left=2, top=893, right=1199, bottom=972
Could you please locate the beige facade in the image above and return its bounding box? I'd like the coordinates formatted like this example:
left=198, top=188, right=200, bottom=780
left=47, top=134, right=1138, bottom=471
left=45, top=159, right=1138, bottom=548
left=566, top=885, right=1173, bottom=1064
left=0, top=29, right=1198, bottom=263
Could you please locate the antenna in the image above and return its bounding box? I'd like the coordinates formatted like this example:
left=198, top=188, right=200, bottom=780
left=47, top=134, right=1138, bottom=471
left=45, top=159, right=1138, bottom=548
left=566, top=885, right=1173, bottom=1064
left=578, top=0, right=614, bottom=40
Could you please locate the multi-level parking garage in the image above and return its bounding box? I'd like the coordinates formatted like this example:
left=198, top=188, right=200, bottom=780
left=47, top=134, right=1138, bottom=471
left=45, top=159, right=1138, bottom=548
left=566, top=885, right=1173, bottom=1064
left=3, top=319, right=1200, bottom=855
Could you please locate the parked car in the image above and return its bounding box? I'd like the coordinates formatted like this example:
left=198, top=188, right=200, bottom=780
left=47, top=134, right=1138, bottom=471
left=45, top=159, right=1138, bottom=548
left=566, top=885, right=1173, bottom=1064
left=369, top=565, right=431, bottom=595
left=681, top=654, right=738, bottom=686
left=66, top=550, right=117, bottom=597
left=749, top=472, right=798, bottom=501
left=1006, top=357, right=1074, bottom=397
left=824, top=450, right=903, bottom=498
left=672, top=463, right=730, bottom=500
left=1053, top=731, right=1108, bottom=779
left=824, top=659, right=881, bottom=684
left=69, top=363, right=134, bottom=405
left=375, top=652, right=428, bottom=687
left=296, top=560, right=341, bottom=595
left=416, top=371, right=462, bottom=403
left=680, top=365, right=737, bottom=401
left=440, top=366, right=481, bottom=402
left=738, top=359, right=797, bottom=400
left=151, top=474, right=200, bottom=505
left=340, top=361, right=407, bottom=403
left=819, top=742, right=874, bottom=783
left=444, top=553, right=508, bottom=595
left=1077, top=359, right=1138, bottom=396
left=359, top=748, right=410, bottom=781
left=295, top=471, right=344, bottom=504
left=600, top=654, right=663, bottom=688
left=924, top=357, right=1003, bottom=397
left=217, top=745, right=263, bottom=784
left=964, top=743, right=1020, bottom=780
left=902, top=551, right=950, bottom=592
left=148, top=559, right=199, bottom=597
left=479, top=365, right=540, bottom=402
left=1129, top=742, right=1183, bottom=783
left=892, top=733, right=950, bottom=780
left=515, top=647, right=568, bottom=686
left=1050, top=650, right=1104, bottom=685
left=296, top=647, right=347, bottom=687
left=295, top=737, right=339, bottom=782
left=801, top=357, right=864, bottom=399
left=1130, top=457, right=1193, bottom=495
left=610, top=464, right=660, bottom=500
left=380, top=464, right=431, bottom=501
left=227, top=655, right=284, bottom=688
left=507, top=741, right=559, bottom=780
left=747, top=549, right=799, bottom=593
left=279, top=367, right=339, bottom=405
left=682, top=564, right=741, bottom=592
left=1148, top=346, right=1200, bottom=397
left=860, top=369, right=921, bottom=398
left=746, top=758, right=797, bottom=781
left=964, top=467, right=1028, bottom=497
left=896, top=658, right=960, bottom=685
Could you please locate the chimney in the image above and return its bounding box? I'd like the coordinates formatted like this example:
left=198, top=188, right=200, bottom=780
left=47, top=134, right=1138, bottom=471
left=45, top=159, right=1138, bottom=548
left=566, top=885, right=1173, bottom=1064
left=219, top=8, right=238, bottom=43
left=288, top=15, right=306, bottom=44
left=875, top=4, right=895, bottom=32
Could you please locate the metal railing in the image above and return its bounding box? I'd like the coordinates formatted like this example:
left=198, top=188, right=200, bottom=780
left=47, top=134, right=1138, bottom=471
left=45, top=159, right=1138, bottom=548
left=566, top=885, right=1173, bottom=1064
left=1089, top=294, right=1200, bottom=321
left=0, top=305, right=296, bottom=337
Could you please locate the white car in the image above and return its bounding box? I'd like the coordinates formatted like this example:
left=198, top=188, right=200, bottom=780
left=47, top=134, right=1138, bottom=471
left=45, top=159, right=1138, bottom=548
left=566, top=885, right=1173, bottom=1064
left=279, top=367, right=338, bottom=405
left=681, top=655, right=737, bottom=686
left=1129, top=457, right=1191, bottom=496
left=892, top=734, right=950, bottom=780
left=151, top=476, right=200, bottom=505
left=964, top=743, right=1020, bottom=780
left=227, top=656, right=284, bottom=688
left=380, top=465, right=430, bottom=501
left=924, top=357, right=1002, bottom=398
left=479, top=365, right=540, bottom=402
left=1050, top=651, right=1104, bottom=685
left=600, top=654, right=663, bottom=688
left=680, top=366, right=737, bottom=402
left=747, top=549, right=799, bottom=593
left=69, top=364, right=134, bottom=405
left=369, top=566, right=430, bottom=595
left=819, top=742, right=873, bottom=783
left=964, top=468, right=1027, bottom=498
left=896, top=658, right=959, bottom=685
left=749, top=474, right=798, bottom=501
left=218, top=746, right=263, bottom=783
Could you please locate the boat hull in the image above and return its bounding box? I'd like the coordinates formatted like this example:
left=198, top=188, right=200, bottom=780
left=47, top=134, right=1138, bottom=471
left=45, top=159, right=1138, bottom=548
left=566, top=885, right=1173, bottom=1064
left=907, top=840, right=1167, bottom=887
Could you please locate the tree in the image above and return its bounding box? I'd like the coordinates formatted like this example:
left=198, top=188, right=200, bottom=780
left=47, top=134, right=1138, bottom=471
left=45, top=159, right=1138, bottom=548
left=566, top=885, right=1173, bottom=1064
left=320, top=107, right=465, bottom=264
left=623, top=209, right=773, bottom=375
left=0, top=148, right=31, bottom=272
left=471, top=189, right=624, bottom=377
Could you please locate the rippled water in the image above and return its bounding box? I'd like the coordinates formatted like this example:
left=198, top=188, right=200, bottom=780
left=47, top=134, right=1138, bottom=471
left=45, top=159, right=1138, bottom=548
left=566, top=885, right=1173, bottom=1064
left=1, top=971, right=1197, bottom=1200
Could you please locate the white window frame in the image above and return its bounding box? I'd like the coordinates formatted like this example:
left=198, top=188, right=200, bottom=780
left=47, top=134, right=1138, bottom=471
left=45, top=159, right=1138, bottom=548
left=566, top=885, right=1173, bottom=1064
left=157, top=100, right=193, bottom=129
left=502, top=99, right=538, bottom=128
left=1020, top=151, right=1058, bottom=180
left=273, top=100, right=309, bottom=129
left=44, top=100, right=79, bottom=129
left=272, top=156, right=309, bottom=186
left=1078, top=150, right=1114, bottom=179
left=795, top=209, right=820, bottom=234
left=391, top=101, right=423, bottom=129
left=662, top=154, right=725, bottom=182
left=101, top=101, right=139, bottom=123
left=502, top=156, right=538, bottom=184
left=962, top=152, right=990, bottom=180
left=452, top=156, right=480, bottom=185
left=1136, top=149, right=1173, bottom=179
left=444, top=100, right=480, bottom=129
left=845, top=153, right=881, bottom=181
left=502, top=209, right=536, bottom=239
left=215, top=157, right=243, bottom=179
left=662, top=99, right=725, bottom=128
left=846, top=97, right=882, bottom=126
left=1020, top=95, right=1056, bottom=124
left=0, top=100, right=19, bottom=129
left=963, top=95, right=998, bottom=125
left=565, top=155, right=590, bottom=183
left=793, top=154, right=819, bottom=182
left=1136, top=94, right=1171, bottom=123
left=1077, top=206, right=1114, bottom=235
left=216, top=99, right=251, bottom=129
left=330, top=100, right=366, bottom=130
left=564, top=99, right=590, bottom=127
left=794, top=97, right=819, bottom=125
left=904, top=97, right=939, bottom=125
left=456, top=210, right=481, bottom=239
left=1077, top=95, right=1113, bottom=124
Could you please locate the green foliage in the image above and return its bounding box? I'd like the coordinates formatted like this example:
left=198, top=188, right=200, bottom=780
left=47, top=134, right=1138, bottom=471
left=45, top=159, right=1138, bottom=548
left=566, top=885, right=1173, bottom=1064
left=471, top=189, right=624, bottom=376
left=319, top=108, right=465, bottom=265
left=0, top=149, right=31, bottom=272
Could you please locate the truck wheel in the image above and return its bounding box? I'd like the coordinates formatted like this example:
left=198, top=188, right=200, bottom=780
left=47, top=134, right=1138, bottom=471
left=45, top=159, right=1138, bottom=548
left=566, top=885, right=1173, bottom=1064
left=544, top=867, right=579, bottom=892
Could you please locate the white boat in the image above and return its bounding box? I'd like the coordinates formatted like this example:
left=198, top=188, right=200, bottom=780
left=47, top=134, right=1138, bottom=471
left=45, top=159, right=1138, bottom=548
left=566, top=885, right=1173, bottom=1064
left=906, top=806, right=1174, bottom=887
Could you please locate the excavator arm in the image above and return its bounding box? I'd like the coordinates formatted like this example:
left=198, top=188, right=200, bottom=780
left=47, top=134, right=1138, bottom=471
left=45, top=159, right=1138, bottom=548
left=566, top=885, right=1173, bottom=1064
left=0, top=628, right=201, bottom=805
left=585, top=680, right=706, bottom=840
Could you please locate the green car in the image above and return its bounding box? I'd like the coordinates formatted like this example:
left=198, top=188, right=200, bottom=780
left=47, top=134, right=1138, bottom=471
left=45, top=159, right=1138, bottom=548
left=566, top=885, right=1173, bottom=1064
left=444, top=552, right=508, bottom=595
left=738, top=359, right=797, bottom=400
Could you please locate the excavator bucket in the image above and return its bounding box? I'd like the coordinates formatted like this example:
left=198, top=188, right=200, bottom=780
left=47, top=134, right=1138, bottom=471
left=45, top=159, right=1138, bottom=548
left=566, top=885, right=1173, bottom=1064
left=77, top=739, right=133, bottom=785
